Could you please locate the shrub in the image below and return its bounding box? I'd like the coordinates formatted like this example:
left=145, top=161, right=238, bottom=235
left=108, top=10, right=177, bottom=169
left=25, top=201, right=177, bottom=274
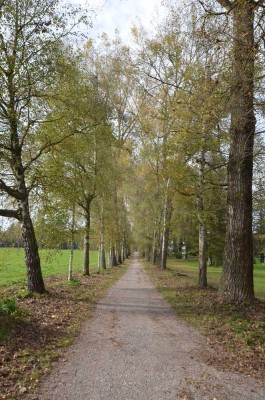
left=0, top=297, right=18, bottom=317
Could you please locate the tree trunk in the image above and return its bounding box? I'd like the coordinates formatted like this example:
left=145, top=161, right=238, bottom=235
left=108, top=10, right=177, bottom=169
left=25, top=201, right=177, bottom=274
left=198, top=216, right=207, bottom=287
left=100, top=200, right=106, bottom=269
left=152, top=248, right=157, bottom=265
left=68, top=244, right=74, bottom=281
left=68, top=203, right=75, bottom=281
left=156, top=246, right=161, bottom=268
left=197, top=156, right=207, bottom=288
left=20, top=197, right=45, bottom=293
left=112, top=246, right=118, bottom=266
left=83, top=206, right=91, bottom=276
left=219, top=1, right=255, bottom=302
left=97, top=244, right=101, bottom=274
left=121, top=241, right=125, bottom=262
left=117, top=246, right=122, bottom=265
left=101, top=240, right=106, bottom=270
left=160, top=221, right=170, bottom=270
left=160, top=181, right=173, bottom=270
left=152, top=229, right=157, bottom=265
left=108, top=247, right=113, bottom=268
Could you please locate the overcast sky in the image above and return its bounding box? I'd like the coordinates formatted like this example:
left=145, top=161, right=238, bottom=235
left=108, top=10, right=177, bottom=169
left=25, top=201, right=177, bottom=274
left=72, top=0, right=167, bottom=42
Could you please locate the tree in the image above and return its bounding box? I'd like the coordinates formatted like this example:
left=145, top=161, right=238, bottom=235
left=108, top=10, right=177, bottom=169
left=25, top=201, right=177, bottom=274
left=213, top=0, right=264, bottom=302
left=132, top=11, right=228, bottom=280
left=83, top=34, right=137, bottom=264
left=132, top=22, right=187, bottom=269
left=40, top=69, right=113, bottom=276
left=0, top=0, right=86, bottom=292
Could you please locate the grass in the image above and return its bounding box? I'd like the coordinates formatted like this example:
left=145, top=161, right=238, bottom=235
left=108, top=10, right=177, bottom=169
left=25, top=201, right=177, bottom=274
left=0, top=247, right=100, bottom=349
left=0, top=248, right=99, bottom=287
left=165, top=257, right=265, bottom=300
left=0, top=297, right=29, bottom=342
left=0, top=297, right=18, bottom=316
left=144, top=257, right=265, bottom=382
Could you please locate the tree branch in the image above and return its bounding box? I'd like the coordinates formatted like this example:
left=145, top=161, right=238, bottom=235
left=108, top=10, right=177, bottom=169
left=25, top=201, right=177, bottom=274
left=0, top=179, right=23, bottom=199
left=198, top=0, right=231, bottom=15
left=0, top=208, right=21, bottom=220
left=216, top=0, right=233, bottom=9
left=198, top=0, right=238, bottom=16
left=23, top=132, right=76, bottom=171
left=175, top=188, right=196, bottom=197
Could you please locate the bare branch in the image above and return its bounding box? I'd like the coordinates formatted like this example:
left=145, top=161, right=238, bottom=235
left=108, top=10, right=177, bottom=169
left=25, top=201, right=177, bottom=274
left=146, top=72, right=192, bottom=94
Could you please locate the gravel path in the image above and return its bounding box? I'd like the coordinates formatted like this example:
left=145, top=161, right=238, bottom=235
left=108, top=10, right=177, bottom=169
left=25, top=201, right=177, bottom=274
left=37, top=255, right=265, bottom=400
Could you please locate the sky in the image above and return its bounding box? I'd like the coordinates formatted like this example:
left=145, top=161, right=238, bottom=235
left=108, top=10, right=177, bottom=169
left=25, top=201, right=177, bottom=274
left=72, top=0, right=168, bottom=43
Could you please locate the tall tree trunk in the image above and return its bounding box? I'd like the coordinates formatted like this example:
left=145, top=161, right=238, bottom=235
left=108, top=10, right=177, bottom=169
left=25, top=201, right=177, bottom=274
left=197, top=155, right=207, bottom=288
left=117, top=246, right=122, bottom=265
left=97, top=244, right=101, bottom=274
left=152, top=228, right=157, bottom=265
left=112, top=246, right=118, bottom=266
left=68, top=203, right=75, bottom=281
left=219, top=1, right=255, bottom=302
left=19, top=197, right=45, bottom=293
left=83, top=205, right=91, bottom=276
left=15, top=157, right=45, bottom=293
left=198, top=213, right=207, bottom=287
left=160, top=180, right=173, bottom=270
left=160, top=219, right=170, bottom=270
left=101, top=240, right=107, bottom=269
left=108, top=247, right=113, bottom=268
left=156, top=242, right=161, bottom=268
left=99, top=200, right=106, bottom=269
left=121, top=243, right=125, bottom=262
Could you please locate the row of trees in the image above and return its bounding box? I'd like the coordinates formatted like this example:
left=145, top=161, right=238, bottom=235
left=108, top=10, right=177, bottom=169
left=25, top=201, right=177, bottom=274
left=127, top=0, right=265, bottom=302
left=0, top=0, right=264, bottom=303
left=0, top=0, right=132, bottom=292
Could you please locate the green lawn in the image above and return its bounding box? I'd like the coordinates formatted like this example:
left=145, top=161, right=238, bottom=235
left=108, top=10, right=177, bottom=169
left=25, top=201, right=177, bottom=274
left=0, top=248, right=99, bottom=287
left=166, top=257, right=265, bottom=300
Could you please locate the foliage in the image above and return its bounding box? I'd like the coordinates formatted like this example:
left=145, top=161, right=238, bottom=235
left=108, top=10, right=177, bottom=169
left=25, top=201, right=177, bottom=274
left=0, top=297, right=17, bottom=317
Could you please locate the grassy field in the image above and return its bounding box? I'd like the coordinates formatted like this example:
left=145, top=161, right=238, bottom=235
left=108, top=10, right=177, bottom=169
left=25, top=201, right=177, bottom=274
left=166, top=257, right=265, bottom=300
left=0, top=248, right=99, bottom=287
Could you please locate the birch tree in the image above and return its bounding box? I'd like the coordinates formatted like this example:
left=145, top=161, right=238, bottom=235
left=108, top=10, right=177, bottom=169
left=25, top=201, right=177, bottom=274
left=0, top=0, right=86, bottom=293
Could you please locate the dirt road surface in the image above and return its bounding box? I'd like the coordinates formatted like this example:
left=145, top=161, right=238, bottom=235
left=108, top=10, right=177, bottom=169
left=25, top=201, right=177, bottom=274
left=36, top=255, right=265, bottom=400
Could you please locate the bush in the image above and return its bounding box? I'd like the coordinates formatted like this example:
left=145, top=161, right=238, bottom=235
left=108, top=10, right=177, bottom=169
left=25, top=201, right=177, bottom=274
left=0, top=297, right=18, bottom=317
